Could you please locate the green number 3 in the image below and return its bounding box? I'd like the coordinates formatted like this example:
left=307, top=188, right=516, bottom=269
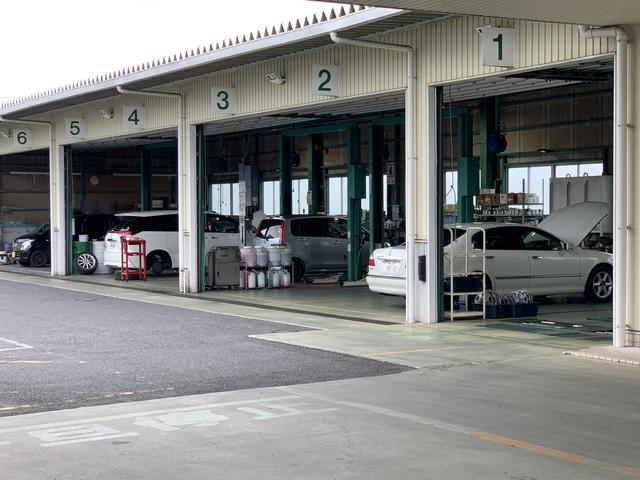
left=70, top=120, right=80, bottom=136
left=217, top=91, right=230, bottom=110
left=318, top=69, right=332, bottom=92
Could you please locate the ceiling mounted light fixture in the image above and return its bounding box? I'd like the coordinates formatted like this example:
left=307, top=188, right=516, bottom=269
left=99, top=109, right=114, bottom=119
left=265, top=72, right=286, bottom=85
left=0, top=130, right=10, bottom=138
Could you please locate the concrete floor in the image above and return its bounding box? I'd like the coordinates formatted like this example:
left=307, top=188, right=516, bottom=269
left=0, top=266, right=634, bottom=479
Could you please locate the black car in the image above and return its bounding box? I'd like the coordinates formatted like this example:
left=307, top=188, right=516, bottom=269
left=11, top=213, right=115, bottom=267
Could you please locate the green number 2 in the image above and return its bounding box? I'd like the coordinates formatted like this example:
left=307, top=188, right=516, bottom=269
left=318, top=69, right=332, bottom=92
left=493, top=33, right=503, bottom=61
left=69, top=120, right=80, bottom=136
left=128, top=109, right=140, bottom=125
left=217, top=91, right=229, bottom=110
left=17, top=131, right=27, bottom=145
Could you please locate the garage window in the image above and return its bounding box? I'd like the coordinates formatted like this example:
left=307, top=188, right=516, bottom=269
left=210, top=183, right=240, bottom=216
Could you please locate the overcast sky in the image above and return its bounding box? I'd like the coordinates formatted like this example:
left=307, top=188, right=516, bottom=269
left=0, top=0, right=342, bottom=100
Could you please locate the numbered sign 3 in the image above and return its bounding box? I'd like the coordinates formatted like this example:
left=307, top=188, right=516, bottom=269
left=312, top=65, right=341, bottom=97
left=65, top=118, right=86, bottom=139
left=480, top=27, right=516, bottom=68
left=12, top=129, right=32, bottom=148
left=124, top=106, right=146, bottom=129
left=211, top=87, right=237, bottom=114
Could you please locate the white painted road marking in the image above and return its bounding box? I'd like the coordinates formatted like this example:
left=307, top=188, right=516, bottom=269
left=135, top=410, right=229, bottom=432
left=29, top=424, right=139, bottom=447
left=0, top=337, right=33, bottom=352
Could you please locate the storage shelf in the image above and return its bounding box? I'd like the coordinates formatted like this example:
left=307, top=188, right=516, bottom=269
left=445, top=290, right=484, bottom=296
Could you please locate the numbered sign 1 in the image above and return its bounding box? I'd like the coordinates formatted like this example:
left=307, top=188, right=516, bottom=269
left=480, top=26, right=515, bottom=68
left=12, top=129, right=32, bottom=148
left=211, top=87, right=237, bottom=114
left=65, top=118, right=86, bottom=139
left=123, top=106, right=146, bottom=129
left=311, top=65, right=341, bottom=97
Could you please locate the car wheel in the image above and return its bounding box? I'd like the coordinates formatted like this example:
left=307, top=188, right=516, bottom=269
left=292, top=258, right=305, bottom=283
left=147, top=250, right=171, bottom=276
left=29, top=249, right=49, bottom=268
left=75, top=252, right=98, bottom=275
left=585, top=265, right=613, bottom=303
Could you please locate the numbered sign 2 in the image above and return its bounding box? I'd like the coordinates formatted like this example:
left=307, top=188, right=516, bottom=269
left=312, top=65, right=341, bottom=97
left=124, top=106, right=146, bottom=129
left=480, top=27, right=515, bottom=68
left=12, top=129, right=32, bottom=148
left=211, top=87, right=237, bottom=114
left=65, top=118, right=85, bottom=139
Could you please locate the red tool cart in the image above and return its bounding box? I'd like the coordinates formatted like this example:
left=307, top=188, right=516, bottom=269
left=120, top=236, right=147, bottom=281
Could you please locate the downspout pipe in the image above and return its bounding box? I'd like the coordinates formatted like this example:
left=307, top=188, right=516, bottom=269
left=579, top=25, right=628, bottom=347
left=330, top=32, right=417, bottom=323
left=0, top=116, right=60, bottom=276
left=116, top=86, right=187, bottom=294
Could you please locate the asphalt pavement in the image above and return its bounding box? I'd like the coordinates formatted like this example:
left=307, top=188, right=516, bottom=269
left=0, top=279, right=408, bottom=415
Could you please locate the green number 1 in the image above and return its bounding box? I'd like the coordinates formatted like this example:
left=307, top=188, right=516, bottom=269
left=128, top=109, right=140, bottom=125
left=493, top=33, right=503, bottom=61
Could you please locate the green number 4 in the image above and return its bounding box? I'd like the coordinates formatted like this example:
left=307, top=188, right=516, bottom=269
left=493, top=33, right=503, bottom=61
left=128, top=109, right=140, bottom=125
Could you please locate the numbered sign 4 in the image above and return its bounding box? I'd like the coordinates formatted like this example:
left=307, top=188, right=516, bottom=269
left=211, top=87, right=237, bottom=114
left=480, top=27, right=516, bottom=68
left=65, top=118, right=86, bottom=139
left=12, top=129, right=32, bottom=148
left=312, top=65, right=341, bottom=97
left=124, top=106, right=146, bottom=129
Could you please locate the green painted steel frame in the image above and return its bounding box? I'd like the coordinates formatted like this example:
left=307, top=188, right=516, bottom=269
left=64, top=145, right=73, bottom=275
left=197, top=125, right=207, bottom=292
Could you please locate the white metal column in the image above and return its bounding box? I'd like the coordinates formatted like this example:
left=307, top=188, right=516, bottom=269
left=50, top=144, right=66, bottom=276
left=182, top=125, right=199, bottom=293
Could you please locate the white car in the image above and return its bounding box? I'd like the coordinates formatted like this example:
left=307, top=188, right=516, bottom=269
left=367, top=202, right=613, bottom=302
left=104, top=210, right=240, bottom=274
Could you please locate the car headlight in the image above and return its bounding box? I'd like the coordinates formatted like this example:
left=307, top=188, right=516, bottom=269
left=20, top=239, right=34, bottom=251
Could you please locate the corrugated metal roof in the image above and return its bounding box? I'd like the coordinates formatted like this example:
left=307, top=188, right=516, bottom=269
left=318, top=0, right=640, bottom=25
left=0, top=6, right=443, bottom=119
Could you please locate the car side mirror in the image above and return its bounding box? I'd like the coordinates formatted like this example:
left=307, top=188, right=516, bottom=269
left=384, top=242, right=391, bottom=248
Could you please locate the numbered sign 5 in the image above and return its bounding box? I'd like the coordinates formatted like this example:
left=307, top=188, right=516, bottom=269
left=12, top=129, right=32, bottom=148
left=65, top=118, right=86, bottom=139
left=211, top=87, right=237, bottom=114
left=480, top=27, right=515, bottom=68
left=123, top=106, right=146, bottom=129
left=311, top=65, right=341, bottom=97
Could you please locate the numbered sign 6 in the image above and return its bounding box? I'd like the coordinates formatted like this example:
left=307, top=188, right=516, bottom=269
left=311, top=65, right=341, bottom=97
left=124, top=106, right=146, bottom=129
left=65, top=118, right=86, bottom=139
left=12, top=129, right=32, bottom=148
left=480, top=26, right=515, bottom=68
left=211, top=87, right=237, bottom=114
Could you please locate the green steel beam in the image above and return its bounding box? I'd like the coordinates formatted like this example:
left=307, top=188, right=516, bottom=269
left=64, top=145, right=73, bottom=275
left=372, top=115, right=405, bottom=126
left=347, top=126, right=365, bottom=282
left=500, top=88, right=612, bottom=107
left=456, top=111, right=477, bottom=223
left=307, top=134, right=324, bottom=215
left=197, top=124, right=207, bottom=292
left=140, top=149, right=152, bottom=211
left=498, top=145, right=612, bottom=158
left=142, top=140, right=177, bottom=151
left=279, top=135, right=292, bottom=215
left=479, top=97, right=499, bottom=189
left=0, top=189, right=48, bottom=193
left=368, top=125, right=385, bottom=253
left=502, top=116, right=612, bottom=133
left=284, top=122, right=355, bottom=137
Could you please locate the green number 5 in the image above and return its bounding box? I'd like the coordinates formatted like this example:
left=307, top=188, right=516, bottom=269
left=69, top=120, right=80, bottom=136
left=217, top=91, right=230, bottom=110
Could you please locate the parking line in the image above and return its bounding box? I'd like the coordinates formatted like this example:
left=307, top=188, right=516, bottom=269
left=0, top=337, right=33, bottom=352
left=472, top=431, right=640, bottom=479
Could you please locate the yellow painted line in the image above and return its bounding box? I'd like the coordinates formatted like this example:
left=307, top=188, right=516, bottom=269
left=472, top=432, right=640, bottom=479
left=0, top=360, right=52, bottom=364
left=365, top=346, right=460, bottom=356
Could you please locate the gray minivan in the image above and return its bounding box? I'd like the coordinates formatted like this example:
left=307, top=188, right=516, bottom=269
left=255, top=215, right=369, bottom=282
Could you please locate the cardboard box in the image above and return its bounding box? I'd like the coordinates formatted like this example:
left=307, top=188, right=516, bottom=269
left=490, top=194, right=501, bottom=205
left=499, top=193, right=508, bottom=204
left=479, top=188, right=495, bottom=195
left=507, top=193, right=518, bottom=204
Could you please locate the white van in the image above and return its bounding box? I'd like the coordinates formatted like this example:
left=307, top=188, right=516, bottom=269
left=103, top=210, right=240, bottom=274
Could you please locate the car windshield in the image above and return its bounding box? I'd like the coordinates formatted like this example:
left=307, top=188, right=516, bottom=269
left=110, top=216, right=138, bottom=231
left=26, top=223, right=49, bottom=236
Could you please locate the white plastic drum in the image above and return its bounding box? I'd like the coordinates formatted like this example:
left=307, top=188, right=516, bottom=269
left=255, top=246, right=268, bottom=268
left=247, top=271, right=257, bottom=289
left=242, top=246, right=257, bottom=268
left=282, top=270, right=291, bottom=287
left=272, top=269, right=280, bottom=287
left=257, top=271, right=266, bottom=288
left=268, top=246, right=281, bottom=266
left=91, top=240, right=111, bottom=274
left=280, top=246, right=292, bottom=266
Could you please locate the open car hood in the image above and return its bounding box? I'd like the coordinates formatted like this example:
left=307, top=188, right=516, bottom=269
left=538, top=201, right=609, bottom=247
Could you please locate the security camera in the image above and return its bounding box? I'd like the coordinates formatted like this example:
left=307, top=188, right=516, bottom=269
left=265, top=72, right=286, bottom=85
